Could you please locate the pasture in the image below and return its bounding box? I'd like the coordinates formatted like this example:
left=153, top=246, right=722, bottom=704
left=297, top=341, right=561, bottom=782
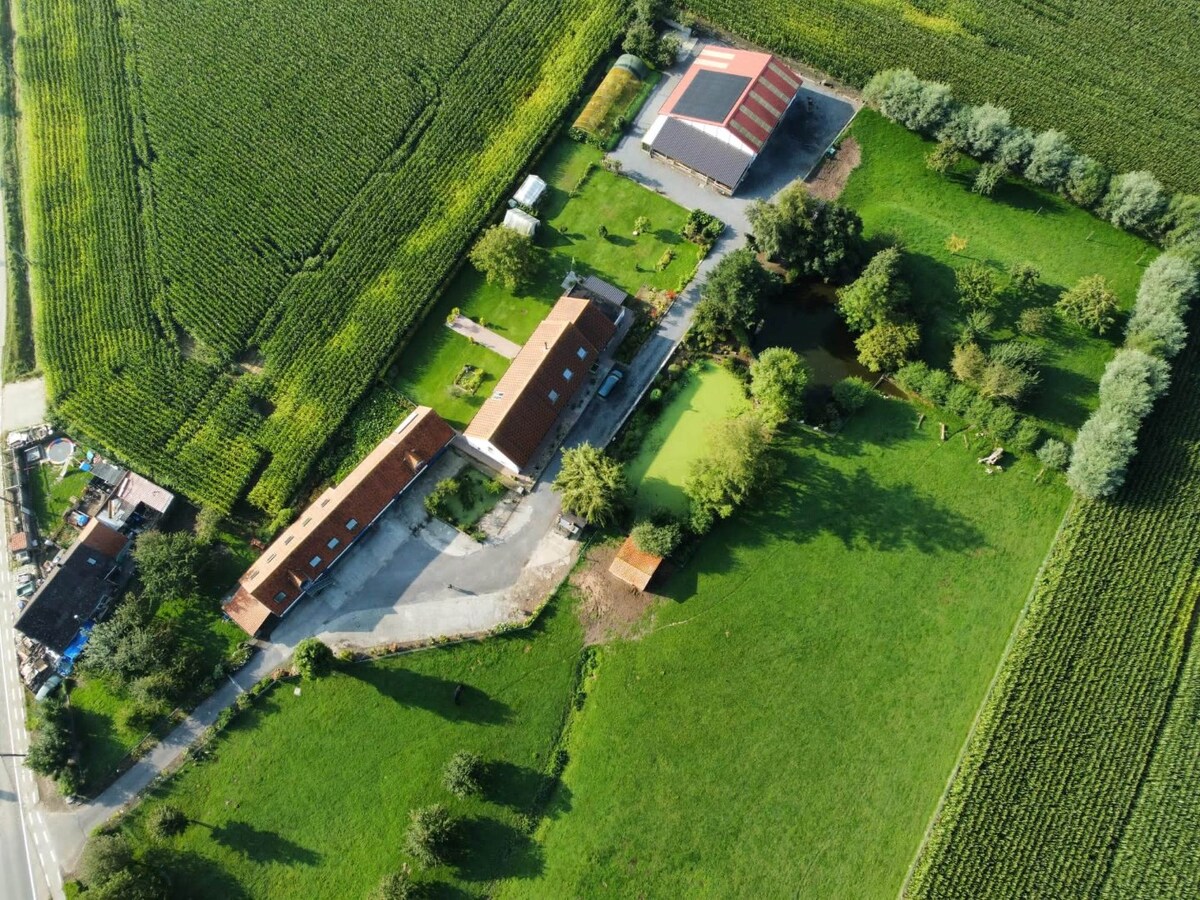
left=506, top=395, right=1070, bottom=897
left=691, top=0, right=1200, bottom=192
left=840, top=111, right=1155, bottom=434
left=121, top=599, right=584, bottom=898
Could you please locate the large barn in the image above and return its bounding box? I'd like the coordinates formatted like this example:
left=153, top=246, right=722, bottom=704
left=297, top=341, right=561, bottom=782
left=642, top=46, right=802, bottom=195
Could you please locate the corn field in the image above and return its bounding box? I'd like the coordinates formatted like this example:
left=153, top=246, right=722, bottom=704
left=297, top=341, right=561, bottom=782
left=906, top=312, right=1200, bottom=897
left=692, top=0, right=1200, bottom=193
left=16, top=0, right=624, bottom=512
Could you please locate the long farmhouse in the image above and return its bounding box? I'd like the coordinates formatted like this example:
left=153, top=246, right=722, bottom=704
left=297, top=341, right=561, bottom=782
left=224, top=406, right=454, bottom=636
left=463, top=294, right=618, bottom=474
left=643, top=45, right=802, bottom=194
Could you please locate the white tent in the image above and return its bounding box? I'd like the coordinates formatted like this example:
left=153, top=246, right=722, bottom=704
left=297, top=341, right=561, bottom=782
left=503, top=208, right=539, bottom=237
left=513, top=174, right=547, bottom=208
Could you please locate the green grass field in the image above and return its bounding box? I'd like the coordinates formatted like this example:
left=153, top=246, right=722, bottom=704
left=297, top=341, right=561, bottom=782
left=122, top=599, right=584, bottom=898
left=505, top=396, right=1070, bottom=897
left=394, top=139, right=703, bottom=428
left=29, top=465, right=90, bottom=536
left=841, top=111, right=1155, bottom=434
left=624, top=360, right=747, bottom=515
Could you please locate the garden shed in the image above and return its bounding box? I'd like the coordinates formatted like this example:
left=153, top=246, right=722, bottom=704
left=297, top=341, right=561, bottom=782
left=609, top=536, right=662, bottom=591
left=513, top=174, right=547, bottom=208
left=503, top=207, right=539, bottom=237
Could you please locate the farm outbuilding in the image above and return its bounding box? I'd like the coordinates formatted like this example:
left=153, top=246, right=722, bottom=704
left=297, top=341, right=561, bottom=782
left=223, top=407, right=454, bottom=636
left=573, top=57, right=645, bottom=145
left=503, top=207, right=539, bottom=237
left=609, top=536, right=662, bottom=591
left=642, top=45, right=802, bottom=194
left=513, top=174, right=547, bottom=208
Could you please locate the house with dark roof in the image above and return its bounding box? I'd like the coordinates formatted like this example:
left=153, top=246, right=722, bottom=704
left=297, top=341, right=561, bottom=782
left=15, top=519, right=130, bottom=655
left=224, top=407, right=455, bottom=636
left=463, top=295, right=619, bottom=474
left=642, top=46, right=802, bottom=194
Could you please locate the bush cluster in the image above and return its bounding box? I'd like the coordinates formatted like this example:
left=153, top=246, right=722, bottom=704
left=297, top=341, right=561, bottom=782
left=895, top=362, right=1042, bottom=453
left=1066, top=254, right=1199, bottom=498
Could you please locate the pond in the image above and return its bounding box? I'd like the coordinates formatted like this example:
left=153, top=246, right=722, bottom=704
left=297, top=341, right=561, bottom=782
left=752, top=282, right=903, bottom=397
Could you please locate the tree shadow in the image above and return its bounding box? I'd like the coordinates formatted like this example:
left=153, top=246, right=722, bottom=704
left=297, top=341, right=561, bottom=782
left=142, top=847, right=252, bottom=900
left=652, top=227, right=683, bottom=246
left=1025, top=364, right=1097, bottom=430
left=348, top=665, right=513, bottom=725
left=454, top=816, right=544, bottom=882
left=991, top=178, right=1065, bottom=215
left=207, top=821, right=321, bottom=866
left=484, top=760, right=572, bottom=818
left=605, top=234, right=635, bottom=248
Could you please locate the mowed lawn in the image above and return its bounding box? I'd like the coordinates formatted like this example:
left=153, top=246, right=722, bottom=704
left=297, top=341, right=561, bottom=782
left=841, top=111, right=1155, bottom=434
left=122, top=599, right=584, bottom=898
left=503, top=396, right=1071, bottom=898
left=393, top=139, right=703, bottom=428
left=625, top=360, right=747, bottom=516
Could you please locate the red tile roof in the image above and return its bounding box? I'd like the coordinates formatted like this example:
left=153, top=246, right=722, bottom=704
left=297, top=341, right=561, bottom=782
left=8, top=532, right=29, bottom=552
left=465, top=295, right=617, bottom=471
left=609, top=536, right=662, bottom=591
left=79, top=519, right=130, bottom=559
left=224, top=407, right=454, bottom=634
left=224, top=586, right=275, bottom=636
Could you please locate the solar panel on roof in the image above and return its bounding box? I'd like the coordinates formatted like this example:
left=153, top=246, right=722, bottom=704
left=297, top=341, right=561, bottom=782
left=672, top=70, right=751, bottom=123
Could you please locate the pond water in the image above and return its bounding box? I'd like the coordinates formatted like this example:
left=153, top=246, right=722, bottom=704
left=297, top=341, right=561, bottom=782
left=753, top=282, right=905, bottom=397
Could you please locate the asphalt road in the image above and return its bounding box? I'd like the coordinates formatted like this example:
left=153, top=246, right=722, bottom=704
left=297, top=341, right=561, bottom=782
left=0, top=176, right=57, bottom=898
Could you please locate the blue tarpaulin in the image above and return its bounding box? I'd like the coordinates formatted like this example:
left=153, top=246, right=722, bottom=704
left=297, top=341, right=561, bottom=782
left=57, top=621, right=93, bottom=675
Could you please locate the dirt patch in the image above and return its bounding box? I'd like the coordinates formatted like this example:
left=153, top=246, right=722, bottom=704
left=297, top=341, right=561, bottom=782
left=572, top=543, right=662, bottom=645
left=806, top=137, right=861, bottom=201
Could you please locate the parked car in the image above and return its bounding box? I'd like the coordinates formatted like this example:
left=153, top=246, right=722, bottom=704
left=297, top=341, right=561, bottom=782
left=598, top=367, right=624, bottom=398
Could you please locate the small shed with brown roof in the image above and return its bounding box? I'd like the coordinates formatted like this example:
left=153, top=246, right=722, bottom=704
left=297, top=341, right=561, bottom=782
left=223, top=406, right=455, bottom=636
left=463, top=295, right=618, bottom=473
left=609, top=536, right=663, bottom=592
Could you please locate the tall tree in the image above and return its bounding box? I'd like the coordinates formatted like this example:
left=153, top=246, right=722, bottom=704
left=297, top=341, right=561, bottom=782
left=688, top=249, right=778, bottom=347
left=554, top=444, right=626, bottom=525
left=750, top=347, right=809, bottom=427
left=134, top=530, right=203, bottom=601
left=837, top=247, right=909, bottom=331
left=685, top=413, right=772, bottom=533
left=1058, top=275, right=1119, bottom=334
left=468, top=225, right=537, bottom=289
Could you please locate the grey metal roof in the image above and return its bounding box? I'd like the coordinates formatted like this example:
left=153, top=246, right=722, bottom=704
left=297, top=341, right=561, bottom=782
left=614, top=54, right=648, bottom=79
left=650, top=118, right=753, bottom=190
left=672, top=70, right=751, bottom=123
left=581, top=275, right=627, bottom=306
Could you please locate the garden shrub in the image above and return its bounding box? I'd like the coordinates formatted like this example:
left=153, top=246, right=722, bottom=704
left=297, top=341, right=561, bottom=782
left=442, top=750, right=483, bottom=798
left=293, top=638, right=334, bottom=679
left=832, top=377, right=873, bottom=413
left=405, top=804, right=457, bottom=867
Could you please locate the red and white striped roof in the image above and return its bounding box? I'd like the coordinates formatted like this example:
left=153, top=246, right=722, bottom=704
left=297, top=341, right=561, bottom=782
left=657, top=46, right=802, bottom=155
